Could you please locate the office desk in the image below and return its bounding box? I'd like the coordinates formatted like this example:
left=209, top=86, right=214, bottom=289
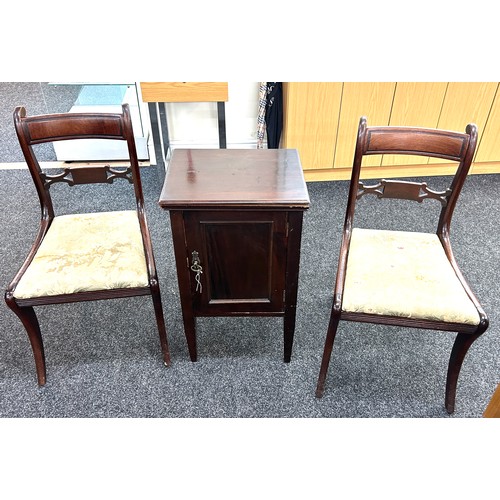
left=159, top=148, right=310, bottom=361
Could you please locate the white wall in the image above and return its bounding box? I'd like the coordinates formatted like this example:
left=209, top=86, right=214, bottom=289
left=139, top=82, right=262, bottom=156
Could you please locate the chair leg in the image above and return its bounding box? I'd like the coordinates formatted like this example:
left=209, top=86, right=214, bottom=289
left=6, top=300, right=46, bottom=386
left=315, top=311, right=341, bottom=398
left=150, top=286, right=171, bottom=367
left=445, top=332, right=482, bottom=414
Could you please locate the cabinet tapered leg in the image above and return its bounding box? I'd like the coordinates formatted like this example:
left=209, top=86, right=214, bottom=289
left=283, top=306, right=296, bottom=362
left=170, top=210, right=198, bottom=361
left=182, top=313, right=197, bottom=362
left=283, top=211, right=304, bottom=362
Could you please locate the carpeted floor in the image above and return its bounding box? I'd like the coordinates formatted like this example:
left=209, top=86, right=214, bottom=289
left=0, top=82, right=82, bottom=163
left=1, top=166, right=498, bottom=418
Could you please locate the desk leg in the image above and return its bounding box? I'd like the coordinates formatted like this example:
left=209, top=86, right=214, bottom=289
left=283, top=211, right=304, bottom=362
left=148, top=103, right=164, bottom=168
left=169, top=211, right=198, bottom=361
left=217, top=102, right=227, bottom=148
left=158, top=103, right=171, bottom=160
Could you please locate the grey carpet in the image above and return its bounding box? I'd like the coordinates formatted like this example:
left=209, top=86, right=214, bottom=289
left=0, top=82, right=81, bottom=162
left=0, top=167, right=499, bottom=418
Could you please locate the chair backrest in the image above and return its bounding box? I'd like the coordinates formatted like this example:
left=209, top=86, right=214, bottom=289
left=13, top=103, right=144, bottom=220
left=345, top=117, right=478, bottom=239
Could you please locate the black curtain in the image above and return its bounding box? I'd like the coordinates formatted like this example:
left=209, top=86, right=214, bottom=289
left=264, top=82, right=283, bottom=148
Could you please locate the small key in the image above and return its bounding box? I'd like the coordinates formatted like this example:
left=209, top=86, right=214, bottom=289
left=190, top=263, right=203, bottom=293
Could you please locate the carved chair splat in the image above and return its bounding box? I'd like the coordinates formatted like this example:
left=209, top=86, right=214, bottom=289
left=315, top=117, right=489, bottom=413
left=5, top=104, right=171, bottom=385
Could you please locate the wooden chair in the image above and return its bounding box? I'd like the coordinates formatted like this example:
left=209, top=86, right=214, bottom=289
left=4, top=103, right=171, bottom=385
left=315, top=117, right=489, bottom=413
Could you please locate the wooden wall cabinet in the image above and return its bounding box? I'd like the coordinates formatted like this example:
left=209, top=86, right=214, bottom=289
left=334, top=82, right=396, bottom=169
left=281, top=82, right=342, bottom=171
left=282, top=82, right=500, bottom=181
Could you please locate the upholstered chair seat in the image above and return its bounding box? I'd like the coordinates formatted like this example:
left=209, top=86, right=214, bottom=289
left=342, top=228, right=480, bottom=325
left=14, top=211, right=149, bottom=299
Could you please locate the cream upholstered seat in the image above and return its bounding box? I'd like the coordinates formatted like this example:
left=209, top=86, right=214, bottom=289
left=14, top=211, right=149, bottom=299
left=5, top=104, right=171, bottom=386
left=342, top=228, right=480, bottom=325
left=315, top=117, right=488, bottom=414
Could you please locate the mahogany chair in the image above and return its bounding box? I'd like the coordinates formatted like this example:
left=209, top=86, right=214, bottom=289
left=5, top=103, right=171, bottom=385
left=315, top=117, right=489, bottom=413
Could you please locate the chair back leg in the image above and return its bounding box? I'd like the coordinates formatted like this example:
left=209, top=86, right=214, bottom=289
left=315, top=311, right=341, bottom=398
left=445, top=332, right=483, bottom=413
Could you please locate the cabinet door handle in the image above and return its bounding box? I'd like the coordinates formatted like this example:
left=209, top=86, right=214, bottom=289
left=190, top=251, right=203, bottom=293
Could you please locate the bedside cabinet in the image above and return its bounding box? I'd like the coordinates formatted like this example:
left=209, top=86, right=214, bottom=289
left=159, top=149, right=310, bottom=362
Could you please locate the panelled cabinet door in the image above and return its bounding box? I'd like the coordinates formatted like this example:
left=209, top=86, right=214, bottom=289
left=183, top=211, right=287, bottom=315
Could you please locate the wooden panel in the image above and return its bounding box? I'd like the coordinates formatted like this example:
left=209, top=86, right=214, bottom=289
left=203, top=220, right=274, bottom=301
left=474, top=85, right=500, bottom=163
left=382, top=82, right=448, bottom=166
left=429, top=82, right=498, bottom=164
left=140, top=82, right=228, bottom=102
left=333, top=82, right=396, bottom=169
left=280, top=81, right=500, bottom=179
left=184, top=211, right=287, bottom=314
left=282, top=82, right=342, bottom=170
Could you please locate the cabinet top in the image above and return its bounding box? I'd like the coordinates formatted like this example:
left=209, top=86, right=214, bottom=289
left=159, top=149, right=310, bottom=209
